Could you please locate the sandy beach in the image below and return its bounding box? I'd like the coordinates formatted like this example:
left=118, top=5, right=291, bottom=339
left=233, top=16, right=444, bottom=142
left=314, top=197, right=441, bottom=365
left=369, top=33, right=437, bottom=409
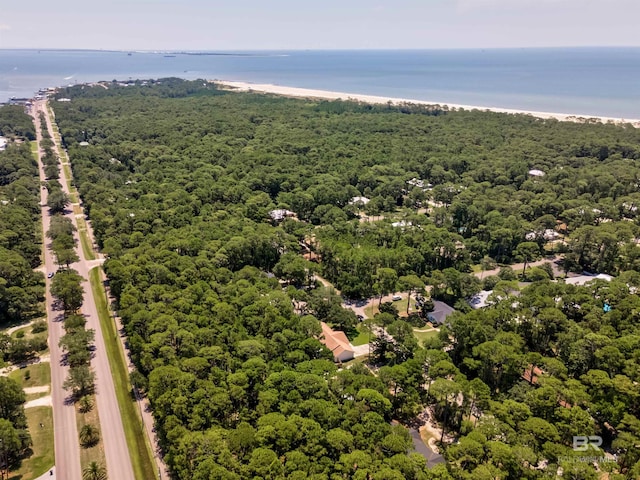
left=216, top=80, right=640, bottom=127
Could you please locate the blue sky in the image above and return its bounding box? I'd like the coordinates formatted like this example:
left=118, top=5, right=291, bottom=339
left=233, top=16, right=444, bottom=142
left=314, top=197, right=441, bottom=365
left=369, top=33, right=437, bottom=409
left=1, top=0, right=638, bottom=50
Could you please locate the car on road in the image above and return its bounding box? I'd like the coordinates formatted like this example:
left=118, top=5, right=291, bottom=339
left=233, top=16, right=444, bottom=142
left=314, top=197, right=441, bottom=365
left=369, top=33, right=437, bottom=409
left=392, top=295, right=402, bottom=301
left=47, top=272, right=54, bottom=278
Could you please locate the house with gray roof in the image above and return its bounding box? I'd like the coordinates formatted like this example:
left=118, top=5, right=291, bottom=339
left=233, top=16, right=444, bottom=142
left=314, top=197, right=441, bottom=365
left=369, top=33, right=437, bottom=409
left=427, top=301, right=456, bottom=326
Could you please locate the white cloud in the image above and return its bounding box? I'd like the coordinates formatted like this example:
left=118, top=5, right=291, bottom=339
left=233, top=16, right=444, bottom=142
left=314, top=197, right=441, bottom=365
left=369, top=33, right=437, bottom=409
left=0, top=24, right=11, bottom=31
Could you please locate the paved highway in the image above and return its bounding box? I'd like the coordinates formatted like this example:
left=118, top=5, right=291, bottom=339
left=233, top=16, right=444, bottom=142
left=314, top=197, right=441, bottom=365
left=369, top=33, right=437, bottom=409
left=33, top=101, right=83, bottom=480
left=35, top=100, right=136, bottom=480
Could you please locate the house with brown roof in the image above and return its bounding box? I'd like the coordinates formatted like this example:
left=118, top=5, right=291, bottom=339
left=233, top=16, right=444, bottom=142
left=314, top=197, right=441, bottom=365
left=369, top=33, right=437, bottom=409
left=522, top=365, right=572, bottom=408
left=522, top=364, right=543, bottom=384
left=319, top=322, right=355, bottom=363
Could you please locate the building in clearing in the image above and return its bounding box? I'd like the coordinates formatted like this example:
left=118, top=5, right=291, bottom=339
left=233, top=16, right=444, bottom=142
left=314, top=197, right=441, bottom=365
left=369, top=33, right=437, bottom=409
left=0, top=136, right=7, bottom=151
left=269, top=209, right=296, bottom=222
left=469, top=290, right=493, bottom=309
left=319, top=322, right=354, bottom=363
left=349, top=196, right=370, bottom=206
left=391, top=220, right=412, bottom=228
left=427, top=301, right=456, bottom=326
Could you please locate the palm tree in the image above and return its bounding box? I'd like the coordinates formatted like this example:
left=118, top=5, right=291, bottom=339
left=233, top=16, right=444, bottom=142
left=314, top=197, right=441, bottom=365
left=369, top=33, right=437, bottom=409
left=82, top=461, right=107, bottom=480
left=79, top=395, right=93, bottom=413
left=79, top=424, right=100, bottom=448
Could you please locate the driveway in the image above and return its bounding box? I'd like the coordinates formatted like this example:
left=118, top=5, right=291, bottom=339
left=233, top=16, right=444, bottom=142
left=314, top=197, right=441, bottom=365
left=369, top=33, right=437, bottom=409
left=409, top=427, right=445, bottom=468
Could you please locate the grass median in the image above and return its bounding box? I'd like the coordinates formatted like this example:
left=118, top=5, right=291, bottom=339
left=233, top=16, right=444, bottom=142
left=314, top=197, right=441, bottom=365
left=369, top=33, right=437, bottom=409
left=62, top=163, right=73, bottom=183
left=88, top=267, right=156, bottom=480
left=75, top=216, right=96, bottom=261
left=76, top=395, right=106, bottom=470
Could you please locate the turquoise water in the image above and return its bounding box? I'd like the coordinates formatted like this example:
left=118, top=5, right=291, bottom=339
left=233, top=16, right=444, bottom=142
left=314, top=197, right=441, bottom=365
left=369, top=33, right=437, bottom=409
left=1, top=48, right=639, bottom=118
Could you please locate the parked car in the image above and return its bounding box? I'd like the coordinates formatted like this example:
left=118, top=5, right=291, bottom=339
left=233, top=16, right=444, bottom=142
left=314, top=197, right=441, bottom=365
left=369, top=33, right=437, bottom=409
left=392, top=295, right=402, bottom=301
left=47, top=272, right=54, bottom=278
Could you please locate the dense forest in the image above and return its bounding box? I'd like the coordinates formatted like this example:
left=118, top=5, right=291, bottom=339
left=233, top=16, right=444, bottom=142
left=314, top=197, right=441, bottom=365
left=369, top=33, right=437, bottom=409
left=0, top=106, right=42, bottom=472
left=0, top=111, right=44, bottom=325
left=0, top=105, right=36, bottom=141
left=50, top=79, right=640, bottom=479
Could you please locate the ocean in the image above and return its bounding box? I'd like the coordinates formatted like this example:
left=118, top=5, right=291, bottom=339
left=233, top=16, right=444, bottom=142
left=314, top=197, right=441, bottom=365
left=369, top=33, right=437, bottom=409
left=1, top=48, right=639, bottom=119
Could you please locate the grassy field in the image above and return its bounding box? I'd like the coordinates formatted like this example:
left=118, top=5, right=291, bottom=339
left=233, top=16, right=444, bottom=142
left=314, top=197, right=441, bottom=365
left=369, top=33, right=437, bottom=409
left=9, top=363, right=51, bottom=389
left=6, top=354, right=54, bottom=479
left=9, top=406, right=54, bottom=480
left=341, top=355, right=369, bottom=369
left=394, top=296, right=418, bottom=316
left=413, top=329, right=440, bottom=345
left=363, top=302, right=376, bottom=319
left=364, top=296, right=418, bottom=319
left=89, top=267, right=156, bottom=480
left=10, top=324, right=45, bottom=340
left=350, top=324, right=375, bottom=346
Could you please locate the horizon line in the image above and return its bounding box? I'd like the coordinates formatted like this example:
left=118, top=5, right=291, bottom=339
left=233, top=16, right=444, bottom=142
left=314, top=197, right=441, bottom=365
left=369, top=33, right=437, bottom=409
left=2, top=45, right=640, bottom=53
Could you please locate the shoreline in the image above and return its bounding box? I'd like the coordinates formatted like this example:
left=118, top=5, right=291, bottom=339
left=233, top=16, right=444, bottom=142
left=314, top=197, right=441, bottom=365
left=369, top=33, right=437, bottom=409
left=215, top=80, right=640, bottom=127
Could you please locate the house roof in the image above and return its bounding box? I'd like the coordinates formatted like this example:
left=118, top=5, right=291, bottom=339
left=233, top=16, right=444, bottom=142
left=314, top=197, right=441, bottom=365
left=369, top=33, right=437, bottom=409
left=349, top=196, right=370, bottom=205
left=525, top=229, right=560, bottom=241
left=522, top=365, right=544, bottom=384
left=469, top=290, right=493, bottom=309
left=565, top=273, right=613, bottom=286
left=391, top=220, right=412, bottom=228
left=269, top=209, right=295, bottom=221
left=522, top=365, right=572, bottom=408
left=319, top=322, right=354, bottom=360
left=427, top=301, right=456, bottom=325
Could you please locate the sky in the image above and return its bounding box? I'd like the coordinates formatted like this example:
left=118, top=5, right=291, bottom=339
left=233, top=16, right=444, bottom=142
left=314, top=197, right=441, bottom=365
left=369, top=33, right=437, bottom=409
left=0, top=0, right=638, bottom=50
